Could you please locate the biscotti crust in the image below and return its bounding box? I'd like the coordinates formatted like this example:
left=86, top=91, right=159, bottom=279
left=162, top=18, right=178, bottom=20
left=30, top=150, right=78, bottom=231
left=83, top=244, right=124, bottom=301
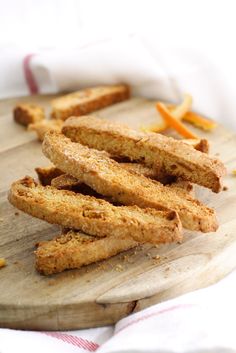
left=42, top=131, right=218, bottom=232
left=62, top=116, right=226, bottom=192
left=14, top=103, right=45, bottom=126
left=51, top=84, right=130, bottom=120
left=8, top=177, right=182, bottom=244
left=35, top=230, right=138, bottom=275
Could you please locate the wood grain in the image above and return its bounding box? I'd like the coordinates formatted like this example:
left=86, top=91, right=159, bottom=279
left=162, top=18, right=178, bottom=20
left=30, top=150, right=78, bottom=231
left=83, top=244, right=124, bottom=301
left=0, top=95, right=236, bottom=330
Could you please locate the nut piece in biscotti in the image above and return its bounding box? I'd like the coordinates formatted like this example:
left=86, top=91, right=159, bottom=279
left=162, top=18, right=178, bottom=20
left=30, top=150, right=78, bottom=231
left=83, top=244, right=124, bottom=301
left=35, top=166, right=63, bottom=186
left=42, top=132, right=218, bottom=232
left=62, top=116, right=226, bottom=192
left=14, top=103, right=45, bottom=126
left=51, top=174, right=81, bottom=190
left=35, top=230, right=138, bottom=275
left=28, top=119, right=63, bottom=141
left=182, top=138, right=210, bottom=154
left=8, top=176, right=182, bottom=244
left=51, top=84, right=130, bottom=120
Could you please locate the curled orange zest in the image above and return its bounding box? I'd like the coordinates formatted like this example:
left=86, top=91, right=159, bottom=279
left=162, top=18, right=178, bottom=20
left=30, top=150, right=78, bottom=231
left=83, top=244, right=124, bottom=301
left=183, top=111, right=217, bottom=131
left=156, top=102, right=198, bottom=139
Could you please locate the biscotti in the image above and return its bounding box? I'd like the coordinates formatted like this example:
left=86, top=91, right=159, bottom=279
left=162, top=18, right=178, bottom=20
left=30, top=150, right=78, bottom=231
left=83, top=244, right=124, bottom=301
left=29, top=119, right=63, bottom=141
left=62, top=116, right=226, bottom=192
left=35, top=166, right=63, bottom=186
left=51, top=84, right=130, bottom=120
left=51, top=168, right=193, bottom=196
left=14, top=103, right=45, bottom=126
left=35, top=230, right=138, bottom=275
left=42, top=132, right=218, bottom=232
left=8, top=177, right=182, bottom=244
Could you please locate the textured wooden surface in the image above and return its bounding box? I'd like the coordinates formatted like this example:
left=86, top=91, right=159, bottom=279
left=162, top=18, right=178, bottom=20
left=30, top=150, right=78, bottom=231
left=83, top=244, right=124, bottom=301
left=0, top=95, right=236, bottom=330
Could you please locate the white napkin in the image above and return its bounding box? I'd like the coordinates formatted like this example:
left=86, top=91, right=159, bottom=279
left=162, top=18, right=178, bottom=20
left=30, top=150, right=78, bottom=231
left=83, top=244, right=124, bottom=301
left=1, top=269, right=236, bottom=353
left=0, top=34, right=234, bottom=127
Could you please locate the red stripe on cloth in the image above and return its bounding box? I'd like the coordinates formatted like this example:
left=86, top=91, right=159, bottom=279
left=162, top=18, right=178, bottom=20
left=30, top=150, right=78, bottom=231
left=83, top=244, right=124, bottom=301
left=115, top=303, right=195, bottom=334
left=42, top=332, right=99, bottom=352
left=23, top=54, right=39, bottom=94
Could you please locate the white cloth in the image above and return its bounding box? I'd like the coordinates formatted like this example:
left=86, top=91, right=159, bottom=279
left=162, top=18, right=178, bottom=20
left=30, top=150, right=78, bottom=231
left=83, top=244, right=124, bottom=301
left=0, top=34, right=235, bottom=129
left=1, top=269, right=236, bottom=353
left=1, top=33, right=236, bottom=352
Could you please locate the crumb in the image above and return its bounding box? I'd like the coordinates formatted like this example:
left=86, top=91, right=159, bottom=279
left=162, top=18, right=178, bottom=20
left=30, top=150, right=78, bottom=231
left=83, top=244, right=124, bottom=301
left=223, top=186, right=228, bottom=191
left=115, top=264, right=124, bottom=272
left=14, top=212, right=19, bottom=216
left=215, top=152, right=220, bottom=156
left=97, top=263, right=108, bottom=271
left=232, top=170, right=236, bottom=176
left=165, top=266, right=170, bottom=271
left=0, top=258, right=6, bottom=268
left=13, top=261, right=19, bottom=265
left=153, top=255, right=161, bottom=260
left=122, top=254, right=134, bottom=264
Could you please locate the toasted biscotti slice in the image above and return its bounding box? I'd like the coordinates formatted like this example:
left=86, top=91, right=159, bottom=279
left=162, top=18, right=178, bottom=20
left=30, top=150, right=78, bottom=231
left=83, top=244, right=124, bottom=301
left=62, top=116, right=226, bottom=192
left=35, top=230, right=138, bottom=275
left=29, top=119, right=63, bottom=141
left=13, top=103, right=45, bottom=126
left=35, top=166, right=63, bottom=186
left=51, top=84, right=130, bottom=121
left=43, top=132, right=217, bottom=232
left=51, top=166, right=194, bottom=196
left=8, top=177, right=182, bottom=244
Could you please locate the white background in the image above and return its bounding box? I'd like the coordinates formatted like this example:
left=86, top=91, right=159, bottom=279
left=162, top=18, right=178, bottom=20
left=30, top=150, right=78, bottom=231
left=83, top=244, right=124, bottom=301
left=0, top=0, right=236, bottom=126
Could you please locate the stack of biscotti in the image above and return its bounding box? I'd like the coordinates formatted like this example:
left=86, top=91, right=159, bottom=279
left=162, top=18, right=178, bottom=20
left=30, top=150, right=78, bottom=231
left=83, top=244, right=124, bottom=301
left=9, top=115, right=226, bottom=275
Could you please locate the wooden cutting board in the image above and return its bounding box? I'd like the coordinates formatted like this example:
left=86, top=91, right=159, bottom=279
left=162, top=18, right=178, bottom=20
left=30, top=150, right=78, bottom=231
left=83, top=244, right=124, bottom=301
left=1, top=95, right=236, bottom=331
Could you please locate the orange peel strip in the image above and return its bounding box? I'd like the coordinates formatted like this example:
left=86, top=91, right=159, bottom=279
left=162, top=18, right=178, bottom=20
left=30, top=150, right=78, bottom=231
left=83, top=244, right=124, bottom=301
left=156, top=102, right=198, bottom=139
left=183, top=111, right=217, bottom=131
left=142, top=94, right=192, bottom=133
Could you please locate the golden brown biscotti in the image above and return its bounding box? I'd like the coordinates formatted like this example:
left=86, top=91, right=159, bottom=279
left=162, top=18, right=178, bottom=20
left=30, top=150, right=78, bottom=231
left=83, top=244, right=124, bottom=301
left=51, top=84, right=130, bottom=120
left=8, top=177, right=182, bottom=244
left=62, top=116, right=226, bottom=192
left=35, top=230, right=138, bottom=275
left=35, top=166, right=63, bottom=186
left=28, top=119, right=63, bottom=141
left=51, top=167, right=194, bottom=196
left=43, top=132, right=218, bottom=232
left=14, top=103, right=45, bottom=126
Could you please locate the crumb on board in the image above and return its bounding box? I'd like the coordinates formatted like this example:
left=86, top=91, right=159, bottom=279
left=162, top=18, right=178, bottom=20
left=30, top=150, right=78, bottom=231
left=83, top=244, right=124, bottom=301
left=115, top=264, right=124, bottom=272
left=153, top=255, right=161, bottom=261
left=0, top=258, right=6, bottom=268
left=223, top=186, right=228, bottom=191
left=14, top=212, right=19, bottom=216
